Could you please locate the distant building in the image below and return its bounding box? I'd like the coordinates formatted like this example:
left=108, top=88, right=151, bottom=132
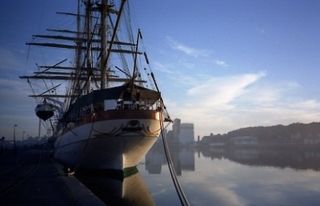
left=303, top=138, right=320, bottom=145
left=145, top=118, right=196, bottom=175
left=178, top=123, right=195, bottom=146
left=231, top=136, right=257, bottom=146
left=172, top=119, right=181, bottom=138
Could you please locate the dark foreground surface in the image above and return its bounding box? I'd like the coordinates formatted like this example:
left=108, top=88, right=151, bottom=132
left=0, top=149, right=104, bottom=206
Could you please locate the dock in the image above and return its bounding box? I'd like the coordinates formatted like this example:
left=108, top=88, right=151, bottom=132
left=0, top=149, right=105, bottom=206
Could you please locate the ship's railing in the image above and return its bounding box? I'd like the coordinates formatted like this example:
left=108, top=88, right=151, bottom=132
left=75, top=109, right=161, bottom=126
left=59, top=99, right=161, bottom=128
left=104, top=99, right=161, bottom=111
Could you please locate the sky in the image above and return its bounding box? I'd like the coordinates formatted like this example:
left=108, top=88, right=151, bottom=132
left=0, top=0, right=320, bottom=139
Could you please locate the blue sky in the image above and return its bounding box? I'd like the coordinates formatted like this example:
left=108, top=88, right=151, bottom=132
left=1, top=0, right=320, bottom=139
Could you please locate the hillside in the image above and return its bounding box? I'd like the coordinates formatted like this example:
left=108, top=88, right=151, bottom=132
left=201, top=122, right=320, bottom=146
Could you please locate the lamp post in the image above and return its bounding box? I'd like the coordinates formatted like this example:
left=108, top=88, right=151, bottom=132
left=13, top=124, right=17, bottom=152
left=0, top=136, right=4, bottom=153
left=38, top=118, right=41, bottom=138
left=22, top=130, right=26, bottom=148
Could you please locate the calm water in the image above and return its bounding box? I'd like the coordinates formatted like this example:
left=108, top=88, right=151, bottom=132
left=79, top=141, right=320, bottom=206
left=138, top=141, right=320, bottom=206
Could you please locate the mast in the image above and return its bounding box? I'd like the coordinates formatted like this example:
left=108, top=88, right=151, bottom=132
left=73, top=0, right=82, bottom=98
left=102, top=0, right=127, bottom=88
left=21, top=0, right=146, bottom=101
left=100, top=0, right=108, bottom=89
left=132, top=29, right=142, bottom=80
left=76, top=0, right=81, bottom=73
left=85, top=0, right=93, bottom=93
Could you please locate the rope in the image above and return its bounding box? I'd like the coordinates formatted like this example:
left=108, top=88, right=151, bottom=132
left=160, top=114, right=190, bottom=206
left=148, top=58, right=189, bottom=204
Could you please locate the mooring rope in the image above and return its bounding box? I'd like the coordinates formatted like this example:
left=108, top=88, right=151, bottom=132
left=160, top=115, right=190, bottom=206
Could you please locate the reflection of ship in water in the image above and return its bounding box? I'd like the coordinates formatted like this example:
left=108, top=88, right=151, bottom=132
left=145, top=119, right=195, bottom=175
left=76, top=169, right=155, bottom=206
left=200, top=146, right=320, bottom=171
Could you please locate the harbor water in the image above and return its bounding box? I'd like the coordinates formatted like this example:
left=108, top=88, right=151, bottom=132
left=137, top=142, right=320, bottom=206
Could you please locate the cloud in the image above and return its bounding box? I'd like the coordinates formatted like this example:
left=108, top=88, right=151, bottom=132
left=165, top=37, right=229, bottom=70
left=166, top=37, right=210, bottom=58
left=214, top=60, right=229, bottom=67
left=256, top=27, right=266, bottom=35
left=153, top=62, right=174, bottom=74
left=164, top=72, right=266, bottom=135
left=238, top=80, right=300, bottom=105
left=187, top=72, right=265, bottom=107
left=289, top=99, right=320, bottom=110
left=0, top=47, right=25, bottom=72
left=163, top=71, right=320, bottom=136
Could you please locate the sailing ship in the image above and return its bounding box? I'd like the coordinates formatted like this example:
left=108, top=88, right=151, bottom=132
left=20, top=0, right=170, bottom=172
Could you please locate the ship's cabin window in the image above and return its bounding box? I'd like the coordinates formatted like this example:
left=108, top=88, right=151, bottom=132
left=123, top=101, right=133, bottom=110
left=104, top=100, right=117, bottom=111
left=111, top=98, right=160, bottom=111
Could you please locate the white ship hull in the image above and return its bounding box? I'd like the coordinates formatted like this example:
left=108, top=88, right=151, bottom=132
left=54, top=118, right=161, bottom=171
